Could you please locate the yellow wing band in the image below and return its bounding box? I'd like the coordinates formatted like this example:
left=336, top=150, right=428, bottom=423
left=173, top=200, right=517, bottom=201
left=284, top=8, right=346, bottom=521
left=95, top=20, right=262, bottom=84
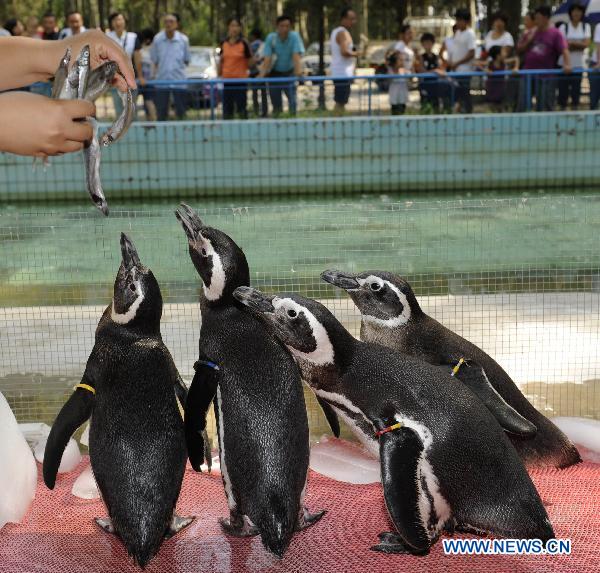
left=451, top=357, right=465, bottom=377
left=76, top=383, right=96, bottom=395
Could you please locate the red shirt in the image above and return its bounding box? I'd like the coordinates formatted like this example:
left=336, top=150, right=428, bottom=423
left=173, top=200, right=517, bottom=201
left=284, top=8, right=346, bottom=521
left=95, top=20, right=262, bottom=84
left=220, top=38, right=251, bottom=78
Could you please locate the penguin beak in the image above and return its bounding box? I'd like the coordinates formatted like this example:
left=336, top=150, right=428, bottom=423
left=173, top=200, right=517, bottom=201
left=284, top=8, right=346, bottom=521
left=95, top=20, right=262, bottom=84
left=233, top=286, right=275, bottom=313
left=321, top=269, right=360, bottom=291
left=120, top=233, right=141, bottom=270
left=175, top=203, right=204, bottom=241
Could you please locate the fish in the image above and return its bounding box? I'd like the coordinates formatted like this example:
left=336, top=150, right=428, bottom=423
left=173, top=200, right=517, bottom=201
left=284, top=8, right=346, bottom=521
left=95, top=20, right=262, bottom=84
left=83, top=118, right=109, bottom=216
left=76, top=45, right=91, bottom=99
left=51, top=48, right=71, bottom=99
left=100, top=77, right=135, bottom=146
left=85, top=62, right=118, bottom=102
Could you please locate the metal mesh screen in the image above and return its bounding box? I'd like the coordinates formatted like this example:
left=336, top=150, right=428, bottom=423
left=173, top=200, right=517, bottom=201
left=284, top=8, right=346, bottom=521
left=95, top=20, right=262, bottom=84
left=1, top=195, right=599, bottom=434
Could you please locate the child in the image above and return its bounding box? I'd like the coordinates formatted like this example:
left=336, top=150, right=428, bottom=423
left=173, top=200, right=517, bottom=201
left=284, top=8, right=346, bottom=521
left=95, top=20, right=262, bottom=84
left=485, top=45, right=518, bottom=111
left=416, top=32, right=450, bottom=113
left=388, top=50, right=407, bottom=115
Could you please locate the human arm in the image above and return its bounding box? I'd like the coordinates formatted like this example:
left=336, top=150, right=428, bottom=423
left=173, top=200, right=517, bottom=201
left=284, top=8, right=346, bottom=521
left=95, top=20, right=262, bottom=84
left=449, top=49, right=475, bottom=71
left=562, top=48, right=572, bottom=73
left=517, top=28, right=536, bottom=55
left=133, top=47, right=145, bottom=87
left=293, top=52, right=303, bottom=76
left=0, top=92, right=94, bottom=157
left=0, top=30, right=135, bottom=91
left=183, top=37, right=191, bottom=66
left=337, top=29, right=357, bottom=58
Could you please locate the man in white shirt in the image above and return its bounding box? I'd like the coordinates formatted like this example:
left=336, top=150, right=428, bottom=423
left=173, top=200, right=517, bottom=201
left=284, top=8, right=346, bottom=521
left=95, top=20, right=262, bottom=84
left=58, top=12, right=86, bottom=40
left=330, top=7, right=358, bottom=115
left=447, top=9, right=476, bottom=113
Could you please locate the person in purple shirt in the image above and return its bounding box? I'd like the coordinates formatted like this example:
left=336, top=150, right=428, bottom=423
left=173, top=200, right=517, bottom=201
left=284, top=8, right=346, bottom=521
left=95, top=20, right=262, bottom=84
left=519, top=5, right=571, bottom=111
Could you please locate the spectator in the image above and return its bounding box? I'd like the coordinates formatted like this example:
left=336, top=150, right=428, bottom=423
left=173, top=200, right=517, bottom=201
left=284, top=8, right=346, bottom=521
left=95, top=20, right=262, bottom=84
left=59, top=12, right=86, bottom=39
left=138, top=28, right=157, bottom=120
left=590, top=24, right=600, bottom=110
left=106, top=12, right=143, bottom=117
left=249, top=28, right=268, bottom=117
left=556, top=2, right=591, bottom=111
left=485, top=45, right=508, bottom=111
left=439, top=24, right=457, bottom=66
left=150, top=13, right=190, bottom=121
left=415, top=32, right=450, bottom=113
left=483, top=12, right=514, bottom=59
left=517, top=10, right=536, bottom=60
left=394, top=23, right=415, bottom=73
left=330, top=7, right=358, bottom=115
left=41, top=12, right=59, bottom=40
left=520, top=5, right=571, bottom=111
left=259, top=15, right=305, bottom=116
left=387, top=50, right=407, bottom=115
left=24, top=16, right=42, bottom=39
left=4, top=18, right=25, bottom=36
left=447, top=9, right=476, bottom=113
left=218, top=17, right=252, bottom=120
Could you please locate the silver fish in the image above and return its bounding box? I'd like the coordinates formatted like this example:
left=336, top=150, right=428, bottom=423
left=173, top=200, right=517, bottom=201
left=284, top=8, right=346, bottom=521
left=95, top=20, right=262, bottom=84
left=100, top=77, right=135, bottom=146
left=85, top=62, right=118, bottom=102
left=51, top=48, right=71, bottom=99
left=61, top=59, right=79, bottom=99
left=76, top=44, right=90, bottom=99
left=83, top=117, right=109, bottom=216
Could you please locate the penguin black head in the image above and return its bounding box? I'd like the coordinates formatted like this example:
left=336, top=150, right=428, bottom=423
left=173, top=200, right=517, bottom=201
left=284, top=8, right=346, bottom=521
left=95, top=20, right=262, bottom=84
left=111, top=233, right=162, bottom=332
left=175, top=203, right=250, bottom=304
left=321, top=269, right=423, bottom=328
left=234, top=286, right=354, bottom=367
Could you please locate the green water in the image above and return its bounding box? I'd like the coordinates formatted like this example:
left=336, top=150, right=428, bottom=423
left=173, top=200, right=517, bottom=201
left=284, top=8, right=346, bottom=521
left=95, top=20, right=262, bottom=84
left=2, top=188, right=599, bottom=307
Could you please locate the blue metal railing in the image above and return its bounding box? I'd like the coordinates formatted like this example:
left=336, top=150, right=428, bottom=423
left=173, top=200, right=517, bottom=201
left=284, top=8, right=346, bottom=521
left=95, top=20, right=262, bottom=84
left=29, top=68, right=600, bottom=117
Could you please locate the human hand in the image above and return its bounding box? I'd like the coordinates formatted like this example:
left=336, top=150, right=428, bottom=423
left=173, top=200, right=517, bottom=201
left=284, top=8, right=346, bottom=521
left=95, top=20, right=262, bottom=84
left=137, top=77, right=147, bottom=87
left=0, top=92, right=95, bottom=157
left=563, top=65, right=572, bottom=75
left=52, top=30, right=136, bottom=91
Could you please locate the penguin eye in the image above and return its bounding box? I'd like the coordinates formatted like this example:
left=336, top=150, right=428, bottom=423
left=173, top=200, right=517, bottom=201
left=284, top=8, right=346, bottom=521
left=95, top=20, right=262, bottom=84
left=370, top=282, right=382, bottom=292
left=201, top=247, right=207, bottom=256
left=287, top=309, right=298, bottom=318
left=128, top=283, right=136, bottom=292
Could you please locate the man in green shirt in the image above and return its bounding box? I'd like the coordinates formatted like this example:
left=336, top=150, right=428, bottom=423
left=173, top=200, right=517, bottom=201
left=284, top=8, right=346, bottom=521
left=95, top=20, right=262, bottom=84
left=259, top=15, right=305, bottom=115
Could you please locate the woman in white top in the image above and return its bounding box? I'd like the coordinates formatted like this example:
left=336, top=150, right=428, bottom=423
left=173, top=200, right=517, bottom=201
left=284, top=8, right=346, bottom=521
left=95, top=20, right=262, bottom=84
left=106, top=12, right=143, bottom=116
left=557, top=2, right=591, bottom=110
left=483, top=12, right=514, bottom=58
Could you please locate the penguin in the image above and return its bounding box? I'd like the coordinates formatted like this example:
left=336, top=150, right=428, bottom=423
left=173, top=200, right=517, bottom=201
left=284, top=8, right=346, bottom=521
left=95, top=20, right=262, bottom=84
left=233, top=287, right=556, bottom=555
left=0, top=391, right=37, bottom=529
left=320, top=269, right=581, bottom=470
left=43, top=233, right=192, bottom=568
left=174, top=204, right=324, bottom=558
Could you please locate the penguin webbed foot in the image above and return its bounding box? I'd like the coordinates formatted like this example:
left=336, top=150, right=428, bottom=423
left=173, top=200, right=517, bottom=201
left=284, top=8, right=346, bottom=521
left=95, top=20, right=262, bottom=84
left=164, top=514, right=195, bottom=540
left=219, top=512, right=259, bottom=537
left=94, top=517, right=115, bottom=534
left=371, top=531, right=430, bottom=556
left=295, top=507, right=326, bottom=531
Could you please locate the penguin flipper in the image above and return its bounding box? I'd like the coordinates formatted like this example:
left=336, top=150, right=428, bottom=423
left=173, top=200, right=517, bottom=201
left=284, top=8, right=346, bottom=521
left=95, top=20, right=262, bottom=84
left=316, top=396, right=340, bottom=437
left=379, top=425, right=430, bottom=554
left=43, top=382, right=95, bottom=490
left=441, top=361, right=537, bottom=437
left=184, top=358, right=219, bottom=471
left=174, top=372, right=188, bottom=406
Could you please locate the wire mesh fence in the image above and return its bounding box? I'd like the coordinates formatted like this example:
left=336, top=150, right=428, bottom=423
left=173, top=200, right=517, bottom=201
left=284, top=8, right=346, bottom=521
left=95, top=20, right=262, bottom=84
left=1, top=195, right=599, bottom=436
left=1, top=111, right=599, bottom=204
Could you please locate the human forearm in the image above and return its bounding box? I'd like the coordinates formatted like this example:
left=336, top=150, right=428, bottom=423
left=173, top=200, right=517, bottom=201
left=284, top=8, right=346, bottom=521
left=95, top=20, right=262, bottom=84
left=0, top=31, right=136, bottom=92
left=293, top=53, right=303, bottom=76
left=0, top=37, right=60, bottom=89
